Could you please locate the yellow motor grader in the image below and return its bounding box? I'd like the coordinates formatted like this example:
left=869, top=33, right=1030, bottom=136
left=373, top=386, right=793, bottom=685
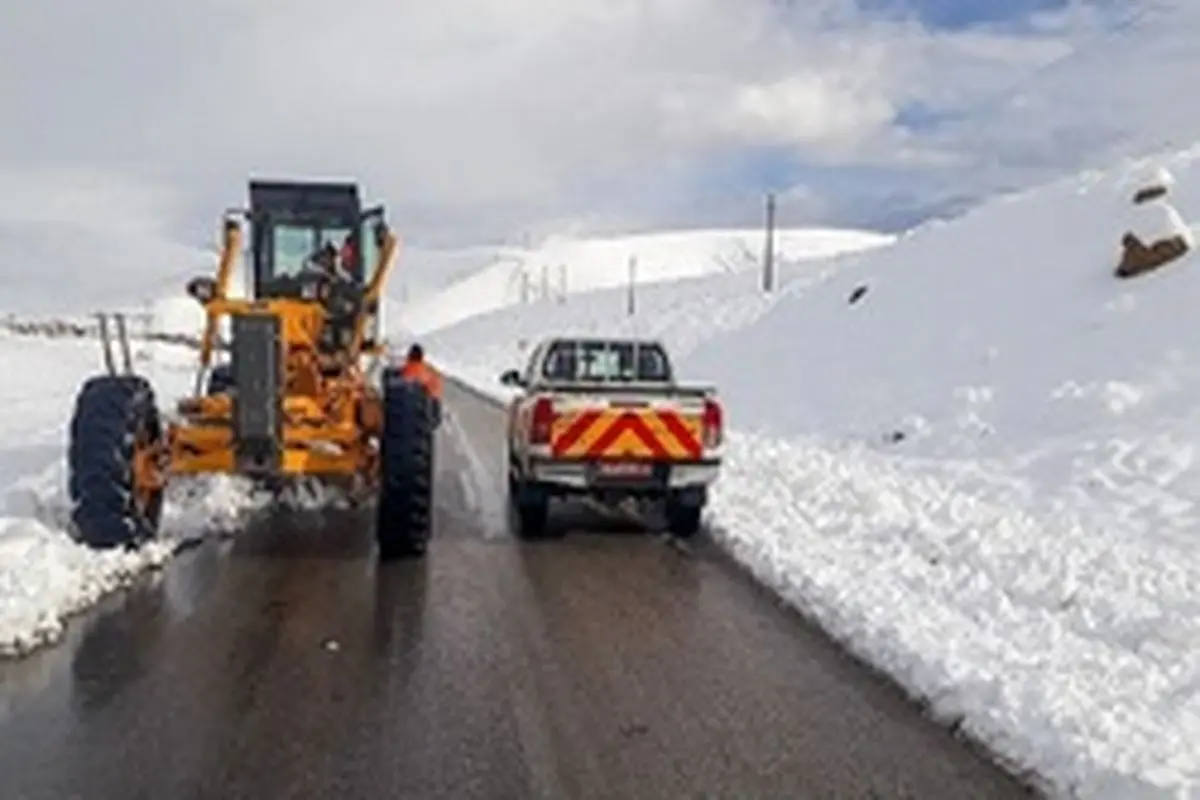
left=67, top=179, right=437, bottom=560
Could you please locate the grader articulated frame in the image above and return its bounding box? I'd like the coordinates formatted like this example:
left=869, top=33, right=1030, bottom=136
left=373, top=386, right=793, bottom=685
left=67, top=179, right=437, bottom=561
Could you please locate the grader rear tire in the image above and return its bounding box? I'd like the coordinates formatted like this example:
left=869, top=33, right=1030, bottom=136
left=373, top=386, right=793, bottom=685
left=376, top=375, right=435, bottom=561
left=67, top=375, right=164, bottom=549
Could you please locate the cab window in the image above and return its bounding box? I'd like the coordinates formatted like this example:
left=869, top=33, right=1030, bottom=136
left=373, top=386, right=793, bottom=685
left=272, top=224, right=316, bottom=278
left=358, top=223, right=380, bottom=283
left=541, top=340, right=671, bottom=382
left=319, top=227, right=351, bottom=253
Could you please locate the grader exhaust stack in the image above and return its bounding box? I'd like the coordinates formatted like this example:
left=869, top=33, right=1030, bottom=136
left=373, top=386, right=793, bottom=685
left=66, top=178, right=438, bottom=561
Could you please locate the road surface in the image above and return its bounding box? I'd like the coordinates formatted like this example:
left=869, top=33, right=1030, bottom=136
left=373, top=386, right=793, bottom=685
left=0, top=380, right=1035, bottom=799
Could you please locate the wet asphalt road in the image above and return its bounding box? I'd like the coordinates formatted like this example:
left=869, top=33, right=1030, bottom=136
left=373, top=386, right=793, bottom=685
left=0, top=380, right=1035, bottom=799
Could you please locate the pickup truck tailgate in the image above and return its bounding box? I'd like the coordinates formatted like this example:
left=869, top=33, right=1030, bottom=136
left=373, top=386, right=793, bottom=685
left=550, top=400, right=705, bottom=461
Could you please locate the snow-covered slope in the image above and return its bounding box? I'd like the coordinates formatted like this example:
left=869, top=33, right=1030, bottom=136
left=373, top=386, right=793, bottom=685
left=419, top=245, right=878, bottom=388
left=422, top=145, right=1200, bottom=797
left=689, top=152, right=1200, bottom=454
left=398, top=227, right=893, bottom=334
left=395, top=244, right=520, bottom=305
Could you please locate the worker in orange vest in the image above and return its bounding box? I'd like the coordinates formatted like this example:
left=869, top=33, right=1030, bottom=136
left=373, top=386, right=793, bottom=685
left=397, top=343, right=444, bottom=425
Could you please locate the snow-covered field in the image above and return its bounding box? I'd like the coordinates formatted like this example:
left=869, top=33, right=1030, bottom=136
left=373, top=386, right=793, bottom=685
left=420, top=147, right=1200, bottom=798
left=399, top=227, right=893, bottom=334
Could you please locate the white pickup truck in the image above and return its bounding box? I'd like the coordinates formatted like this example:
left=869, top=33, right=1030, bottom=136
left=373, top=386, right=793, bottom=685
left=499, top=336, right=723, bottom=539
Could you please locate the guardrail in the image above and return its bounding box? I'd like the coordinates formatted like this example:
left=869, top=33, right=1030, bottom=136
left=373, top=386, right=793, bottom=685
left=0, top=315, right=217, bottom=351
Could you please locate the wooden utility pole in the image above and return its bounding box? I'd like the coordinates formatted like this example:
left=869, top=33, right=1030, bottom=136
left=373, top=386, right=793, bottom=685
left=762, top=192, right=776, bottom=293
left=627, top=256, right=637, bottom=315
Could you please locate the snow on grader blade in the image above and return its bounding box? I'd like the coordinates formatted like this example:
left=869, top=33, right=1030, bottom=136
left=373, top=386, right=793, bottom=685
left=66, top=179, right=437, bottom=561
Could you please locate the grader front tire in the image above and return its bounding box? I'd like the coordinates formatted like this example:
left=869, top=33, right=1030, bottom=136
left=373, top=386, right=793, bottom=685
left=67, top=375, right=165, bottom=550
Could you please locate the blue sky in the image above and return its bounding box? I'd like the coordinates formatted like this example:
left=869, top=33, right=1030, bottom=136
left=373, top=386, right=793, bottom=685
left=857, top=0, right=1072, bottom=30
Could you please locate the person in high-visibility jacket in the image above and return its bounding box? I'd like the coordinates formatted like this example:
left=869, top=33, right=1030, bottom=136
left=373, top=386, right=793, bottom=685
left=397, top=343, right=443, bottom=425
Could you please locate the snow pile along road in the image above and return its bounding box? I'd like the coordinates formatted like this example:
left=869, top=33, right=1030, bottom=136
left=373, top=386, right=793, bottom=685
left=0, top=336, right=265, bottom=656
left=0, top=518, right=173, bottom=657
left=421, top=146, right=1200, bottom=797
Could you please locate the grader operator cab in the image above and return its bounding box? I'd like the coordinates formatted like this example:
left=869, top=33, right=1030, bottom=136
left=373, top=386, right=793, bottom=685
left=67, top=179, right=437, bottom=561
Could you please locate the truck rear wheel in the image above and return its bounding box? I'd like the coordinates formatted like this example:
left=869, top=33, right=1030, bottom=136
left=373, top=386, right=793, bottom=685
left=507, top=471, right=551, bottom=539
left=68, top=375, right=164, bottom=549
left=376, top=375, right=435, bottom=560
left=665, top=491, right=703, bottom=539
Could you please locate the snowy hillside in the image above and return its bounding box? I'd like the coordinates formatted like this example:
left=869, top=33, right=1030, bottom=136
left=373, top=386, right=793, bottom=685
left=423, top=145, right=1200, bottom=797
left=689, top=153, right=1200, bottom=455
left=392, top=244, right=521, bottom=305
left=398, top=227, right=893, bottom=334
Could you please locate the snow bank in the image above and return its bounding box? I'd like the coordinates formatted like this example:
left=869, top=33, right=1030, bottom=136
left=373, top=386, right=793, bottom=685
left=0, top=336, right=264, bottom=657
left=424, top=146, right=1200, bottom=797
left=400, top=227, right=892, bottom=334
left=0, top=518, right=172, bottom=656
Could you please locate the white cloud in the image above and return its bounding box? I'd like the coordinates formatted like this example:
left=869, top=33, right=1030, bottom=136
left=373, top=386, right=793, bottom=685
left=662, top=57, right=898, bottom=156
left=0, top=0, right=1127, bottom=244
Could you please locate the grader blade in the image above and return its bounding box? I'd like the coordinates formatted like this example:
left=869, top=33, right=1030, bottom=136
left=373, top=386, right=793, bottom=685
left=230, top=313, right=283, bottom=475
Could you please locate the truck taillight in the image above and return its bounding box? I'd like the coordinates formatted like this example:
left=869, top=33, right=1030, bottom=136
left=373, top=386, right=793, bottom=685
left=530, top=396, right=556, bottom=445
left=702, top=398, right=723, bottom=449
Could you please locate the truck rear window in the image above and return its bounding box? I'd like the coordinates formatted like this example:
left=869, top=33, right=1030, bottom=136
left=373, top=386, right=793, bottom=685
left=541, top=340, right=671, bottom=382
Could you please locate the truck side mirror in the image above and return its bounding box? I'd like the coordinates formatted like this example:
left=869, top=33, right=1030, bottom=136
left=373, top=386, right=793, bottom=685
left=499, top=369, right=523, bottom=387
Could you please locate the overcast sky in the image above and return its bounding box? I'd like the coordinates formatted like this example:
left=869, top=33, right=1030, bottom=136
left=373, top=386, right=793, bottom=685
left=0, top=0, right=1133, bottom=248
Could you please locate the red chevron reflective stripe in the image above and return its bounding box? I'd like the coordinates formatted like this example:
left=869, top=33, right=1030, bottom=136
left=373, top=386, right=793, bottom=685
left=550, top=409, right=602, bottom=456
left=656, top=410, right=703, bottom=459
left=583, top=412, right=669, bottom=459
